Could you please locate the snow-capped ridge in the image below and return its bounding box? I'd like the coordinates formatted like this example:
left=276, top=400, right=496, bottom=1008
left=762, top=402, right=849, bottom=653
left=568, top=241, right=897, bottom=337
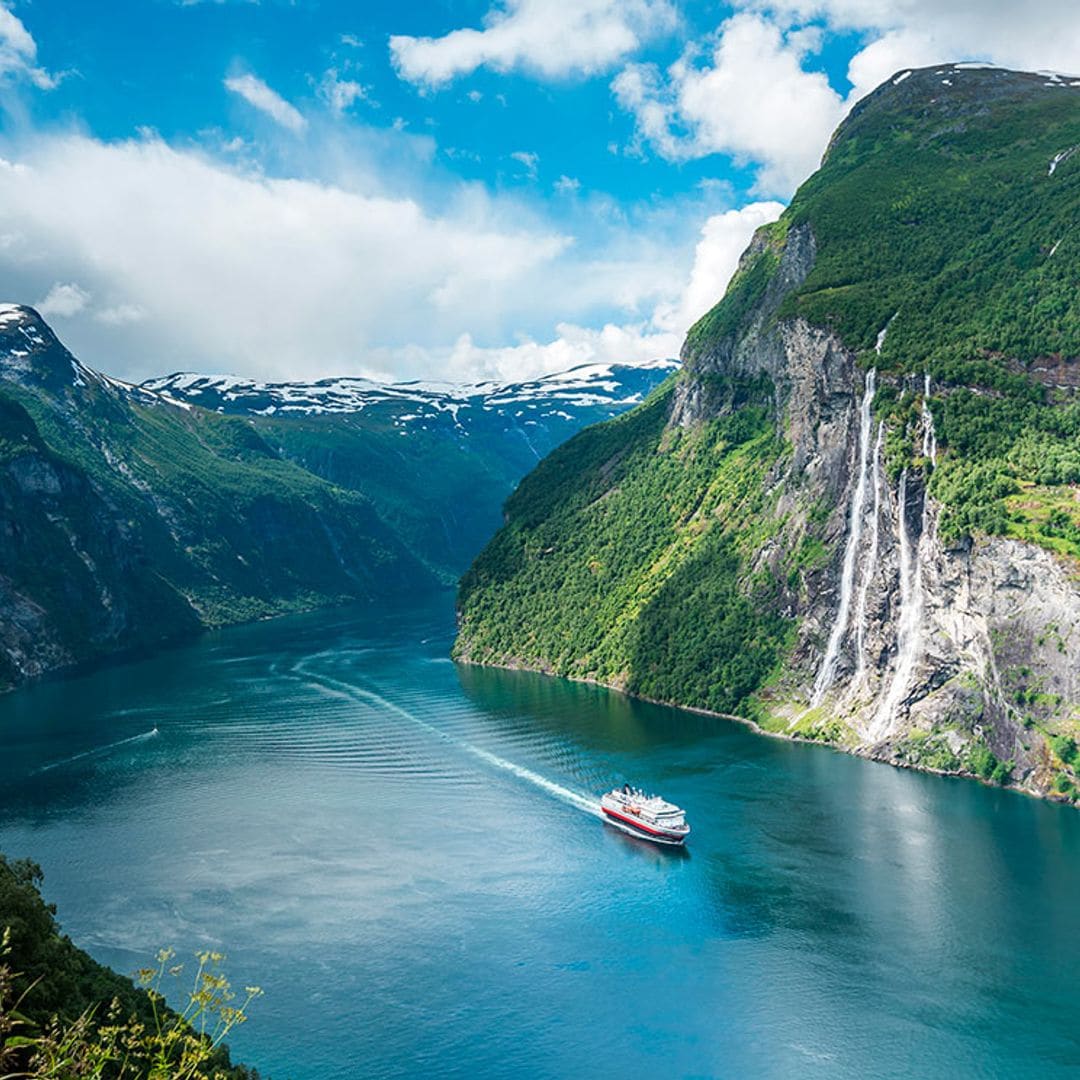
left=142, top=357, right=680, bottom=423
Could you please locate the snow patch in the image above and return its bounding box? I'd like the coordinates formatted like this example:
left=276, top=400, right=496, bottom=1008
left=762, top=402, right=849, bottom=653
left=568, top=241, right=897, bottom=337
left=893, top=71, right=912, bottom=85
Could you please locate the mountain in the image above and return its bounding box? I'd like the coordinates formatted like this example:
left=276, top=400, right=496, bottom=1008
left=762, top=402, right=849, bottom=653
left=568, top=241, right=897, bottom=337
left=454, top=65, right=1080, bottom=804
left=144, top=360, right=677, bottom=577
left=0, top=305, right=673, bottom=691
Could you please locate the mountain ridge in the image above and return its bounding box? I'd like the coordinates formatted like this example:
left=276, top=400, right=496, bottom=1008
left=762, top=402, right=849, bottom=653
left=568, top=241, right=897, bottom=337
left=0, top=305, right=675, bottom=691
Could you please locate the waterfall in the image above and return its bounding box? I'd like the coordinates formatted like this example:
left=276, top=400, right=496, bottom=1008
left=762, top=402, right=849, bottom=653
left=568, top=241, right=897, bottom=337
left=811, top=369, right=876, bottom=707
left=871, top=470, right=925, bottom=739
left=853, top=421, right=884, bottom=684
left=921, top=373, right=937, bottom=465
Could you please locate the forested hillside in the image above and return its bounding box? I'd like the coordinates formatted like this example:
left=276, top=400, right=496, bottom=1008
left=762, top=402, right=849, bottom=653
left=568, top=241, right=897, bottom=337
left=455, top=65, right=1080, bottom=803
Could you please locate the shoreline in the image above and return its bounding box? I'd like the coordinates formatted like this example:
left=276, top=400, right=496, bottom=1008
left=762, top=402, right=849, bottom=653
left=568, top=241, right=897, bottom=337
left=453, top=654, right=1073, bottom=809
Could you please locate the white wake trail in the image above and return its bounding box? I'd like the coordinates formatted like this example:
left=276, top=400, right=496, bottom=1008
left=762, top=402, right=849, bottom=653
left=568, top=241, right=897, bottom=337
left=34, top=727, right=159, bottom=774
left=295, top=664, right=601, bottom=816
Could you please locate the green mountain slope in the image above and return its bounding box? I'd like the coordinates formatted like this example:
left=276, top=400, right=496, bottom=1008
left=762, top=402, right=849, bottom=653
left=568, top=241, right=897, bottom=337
left=0, top=305, right=432, bottom=690
left=455, top=377, right=794, bottom=714
left=455, top=65, right=1080, bottom=802
left=144, top=362, right=678, bottom=584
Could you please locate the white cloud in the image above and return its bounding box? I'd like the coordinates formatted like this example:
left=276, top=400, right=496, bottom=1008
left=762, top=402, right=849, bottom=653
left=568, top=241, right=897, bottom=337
left=609, top=3, right=1080, bottom=199
left=405, top=321, right=681, bottom=384
left=37, top=281, right=90, bottom=317
left=389, top=0, right=677, bottom=88
left=318, top=68, right=370, bottom=116
left=510, top=150, right=539, bottom=179
left=844, top=28, right=941, bottom=101
left=95, top=303, right=145, bottom=326
left=554, top=174, right=581, bottom=195
left=0, top=4, right=56, bottom=89
left=613, top=14, right=847, bottom=196
left=392, top=199, right=782, bottom=380
left=0, top=132, right=577, bottom=381
left=224, top=73, right=307, bottom=133
left=652, top=201, right=785, bottom=336
left=739, top=0, right=1080, bottom=75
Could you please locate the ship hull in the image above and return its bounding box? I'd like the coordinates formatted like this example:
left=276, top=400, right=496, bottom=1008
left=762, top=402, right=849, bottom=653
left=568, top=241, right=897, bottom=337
left=601, top=805, right=688, bottom=845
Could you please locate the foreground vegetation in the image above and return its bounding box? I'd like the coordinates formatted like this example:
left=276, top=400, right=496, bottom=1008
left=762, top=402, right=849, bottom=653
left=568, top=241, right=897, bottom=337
left=0, top=854, right=260, bottom=1079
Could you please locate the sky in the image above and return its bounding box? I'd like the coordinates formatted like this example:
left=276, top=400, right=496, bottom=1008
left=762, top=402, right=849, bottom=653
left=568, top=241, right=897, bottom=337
left=0, top=0, right=1078, bottom=384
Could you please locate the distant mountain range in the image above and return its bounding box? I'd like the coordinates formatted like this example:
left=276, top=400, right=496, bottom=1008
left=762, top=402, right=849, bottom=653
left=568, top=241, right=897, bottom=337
left=144, top=362, right=675, bottom=422
left=0, top=304, right=675, bottom=690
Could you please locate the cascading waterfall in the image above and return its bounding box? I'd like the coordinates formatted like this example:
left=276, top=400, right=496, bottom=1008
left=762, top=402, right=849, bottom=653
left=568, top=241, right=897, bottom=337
left=921, top=373, right=937, bottom=465
left=811, top=368, right=876, bottom=707
left=871, top=470, right=924, bottom=738
left=853, top=421, right=884, bottom=684
left=871, top=372, right=939, bottom=739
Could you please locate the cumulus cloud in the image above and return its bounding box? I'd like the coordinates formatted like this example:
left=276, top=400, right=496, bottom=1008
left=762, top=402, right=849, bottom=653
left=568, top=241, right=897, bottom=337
left=37, top=281, right=90, bottom=317
left=426, top=201, right=785, bottom=381
left=613, top=14, right=847, bottom=196
left=389, top=0, right=677, bottom=88
left=318, top=68, right=370, bottom=116
left=94, top=303, right=145, bottom=326
left=0, top=132, right=578, bottom=381
left=739, top=0, right=1080, bottom=77
left=0, top=5, right=56, bottom=89
left=652, top=201, right=785, bottom=336
left=404, top=321, right=680, bottom=384
left=611, top=2, right=1080, bottom=198
left=510, top=150, right=539, bottom=179
left=224, top=73, right=307, bottom=133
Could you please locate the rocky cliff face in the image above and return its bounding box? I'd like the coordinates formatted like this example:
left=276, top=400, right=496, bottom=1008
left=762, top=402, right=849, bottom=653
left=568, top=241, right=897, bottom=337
left=455, top=63, right=1080, bottom=804
left=671, top=181, right=1080, bottom=799
left=706, top=255, right=1080, bottom=800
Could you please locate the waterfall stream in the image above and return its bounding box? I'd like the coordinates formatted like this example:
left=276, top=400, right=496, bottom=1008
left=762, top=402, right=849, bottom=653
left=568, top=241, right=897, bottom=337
left=811, top=369, right=876, bottom=707
left=871, top=470, right=925, bottom=739
left=809, top=315, right=940, bottom=735
left=922, top=373, right=937, bottom=465
left=869, top=374, right=936, bottom=737
left=853, top=421, right=884, bottom=684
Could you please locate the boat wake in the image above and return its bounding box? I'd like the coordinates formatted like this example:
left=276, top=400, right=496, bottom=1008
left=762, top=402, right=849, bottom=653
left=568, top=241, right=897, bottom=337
left=294, top=663, right=601, bottom=816
left=33, top=727, right=159, bottom=774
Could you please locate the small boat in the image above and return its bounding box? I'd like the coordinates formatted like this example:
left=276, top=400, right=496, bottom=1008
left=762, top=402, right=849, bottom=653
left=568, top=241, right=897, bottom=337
left=600, top=784, right=690, bottom=846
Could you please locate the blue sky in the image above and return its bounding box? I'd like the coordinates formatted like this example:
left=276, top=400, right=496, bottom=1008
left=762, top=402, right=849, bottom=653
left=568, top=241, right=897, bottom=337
left=0, top=0, right=1077, bottom=383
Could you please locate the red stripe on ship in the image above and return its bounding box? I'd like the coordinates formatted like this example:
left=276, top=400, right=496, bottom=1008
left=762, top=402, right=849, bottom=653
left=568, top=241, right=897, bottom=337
left=602, top=806, right=682, bottom=838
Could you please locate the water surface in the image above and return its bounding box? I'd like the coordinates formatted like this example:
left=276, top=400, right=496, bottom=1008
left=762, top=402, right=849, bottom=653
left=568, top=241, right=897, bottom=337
left=2, top=596, right=1079, bottom=1078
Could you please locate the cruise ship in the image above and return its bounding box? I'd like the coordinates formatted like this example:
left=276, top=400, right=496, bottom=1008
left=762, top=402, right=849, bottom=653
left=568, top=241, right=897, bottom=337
left=600, top=785, right=690, bottom=845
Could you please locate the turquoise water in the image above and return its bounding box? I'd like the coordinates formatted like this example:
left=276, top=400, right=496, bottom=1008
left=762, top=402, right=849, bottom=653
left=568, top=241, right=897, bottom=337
left=3, top=596, right=1080, bottom=1078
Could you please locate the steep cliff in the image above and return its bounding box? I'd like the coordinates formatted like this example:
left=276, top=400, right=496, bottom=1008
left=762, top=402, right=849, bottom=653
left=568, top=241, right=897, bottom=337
left=455, top=65, right=1080, bottom=804
left=0, top=304, right=432, bottom=690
